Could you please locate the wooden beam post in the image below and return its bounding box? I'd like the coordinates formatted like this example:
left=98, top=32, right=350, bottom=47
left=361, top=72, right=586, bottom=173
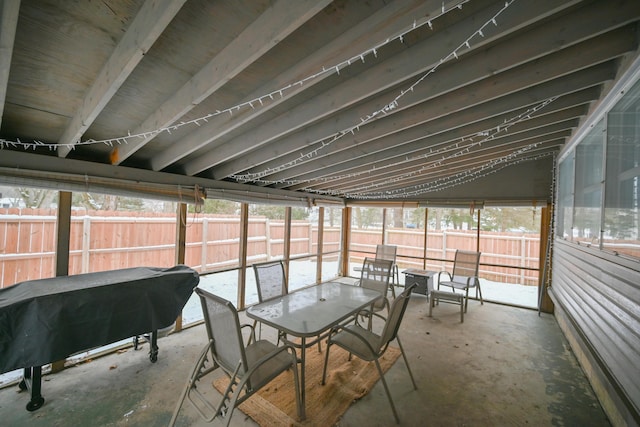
left=173, top=203, right=187, bottom=332
left=51, top=191, right=71, bottom=373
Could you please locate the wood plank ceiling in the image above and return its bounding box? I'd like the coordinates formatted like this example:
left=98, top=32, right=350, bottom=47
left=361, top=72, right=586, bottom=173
left=0, top=0, right=639, bottom=206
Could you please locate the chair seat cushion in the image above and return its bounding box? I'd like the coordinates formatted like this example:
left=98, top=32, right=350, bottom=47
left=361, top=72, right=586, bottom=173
left=439, top=280, right=467, bottom=290
left=244, top=340, right=293, bottom=388
left=330, top=325, right=380, bottom=361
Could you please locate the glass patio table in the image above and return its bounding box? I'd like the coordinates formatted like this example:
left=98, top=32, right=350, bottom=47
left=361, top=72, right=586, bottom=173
left=246, top=281, right=382, bottom=419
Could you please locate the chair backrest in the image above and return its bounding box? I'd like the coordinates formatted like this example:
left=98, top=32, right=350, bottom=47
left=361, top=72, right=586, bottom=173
left=375, top=244, right=397, bottom=262
left=379, top=284, right=416, bottom=348
left=451, top=250, right=481, bottom=281
left=360, top=257, right=393, bottom=297
left=195, top=287, right=249, bottom=379
left=253, top=260, right=286, bottom=302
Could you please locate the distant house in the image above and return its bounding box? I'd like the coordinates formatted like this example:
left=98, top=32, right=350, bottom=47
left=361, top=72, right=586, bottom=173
left=0, top=198, right=26, bottom=209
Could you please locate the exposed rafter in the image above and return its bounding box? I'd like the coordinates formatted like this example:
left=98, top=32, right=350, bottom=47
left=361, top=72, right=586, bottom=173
left=57, top=0, right=187, bottom=158
left=1, top=0, right=639, bottom=204
left=110, top=0, right=331, bottom=165
left=0, top=0, right=20, bottom=126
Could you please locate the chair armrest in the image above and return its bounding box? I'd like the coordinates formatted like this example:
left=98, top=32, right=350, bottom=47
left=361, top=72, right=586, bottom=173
left=240, top=323, right=257, bottom=346
left=453, top=275, right=478, bottom=287
left=467, top=275, right=480, bottom=286
left=352, top=308, right=387, bottom=328
left=437, top=271, right=452, bottom=285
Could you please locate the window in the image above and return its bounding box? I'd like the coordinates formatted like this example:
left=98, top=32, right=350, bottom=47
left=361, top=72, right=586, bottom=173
left=557, top=153, right=575, bottom=241
left=183, top=198, right=242, bottom=321
left=185, top=199, right=242, bottom=273
left=320, top=207, right=342, bottom=281
left=479, top=206, right=542, bottom=307
left=427, top=207, right=478, bottom=264
left=574, top=120, right=604, bottom=246
left=604, top=80, right=640, bottom=258
left=69, top=196, right=178, bottom=274
left=349, top=206, right=384, bottom=275
left=393, top=207, right=426, bottom=271
left=0, top=185, right=58, bottom=288
left=556, top=77, right=640, bottom=260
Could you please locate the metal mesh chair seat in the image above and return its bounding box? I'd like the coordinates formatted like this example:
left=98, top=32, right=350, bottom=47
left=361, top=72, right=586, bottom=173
left=243, top=340, right=295, bottom=386
left=327, top=324, right=381, bottom=360
left=443, top=275, right=476, bottom=290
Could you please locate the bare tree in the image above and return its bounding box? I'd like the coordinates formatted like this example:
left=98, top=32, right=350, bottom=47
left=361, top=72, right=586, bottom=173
left=17, top=188, right=57, bottom=208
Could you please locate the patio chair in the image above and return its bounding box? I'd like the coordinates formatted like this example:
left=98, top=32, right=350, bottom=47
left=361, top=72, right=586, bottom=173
left=357, top=257, right=394, bottom=328
left=254, top=259, right=287, bottom=302
left=321, top=283, right=418, bottom=424
left=253, top=260, right=322, bottom=351
left=354, top=244, right=399, bottom=297
left=375, top=244, right=400, bottom=297
left=252, top=260, right=287, bottom=342
left=437, top=250, right=483, bottom=312
left=169, top=288, right=301, bottom=427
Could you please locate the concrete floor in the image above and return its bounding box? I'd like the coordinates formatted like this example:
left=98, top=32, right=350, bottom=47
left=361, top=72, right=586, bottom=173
left=0, top=290, right=611, bottom=427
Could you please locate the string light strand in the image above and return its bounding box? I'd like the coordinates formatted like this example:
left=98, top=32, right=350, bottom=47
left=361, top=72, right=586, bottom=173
left=231, top=0, right=517, bottom=182
left=0, top=0, right=471, bottom=152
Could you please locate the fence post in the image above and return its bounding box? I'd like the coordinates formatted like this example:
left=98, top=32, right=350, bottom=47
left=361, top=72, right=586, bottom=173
left=316, top=208, right=324, bottom=284
left=201, top=218, right=208, bottom=271
left=266, top=218, right=271, bottom=259
left=520, top=234, right=526, bottom=285
left=442, top=229, right=447, bottom=262
left=82, top=216, right=91, bottom=273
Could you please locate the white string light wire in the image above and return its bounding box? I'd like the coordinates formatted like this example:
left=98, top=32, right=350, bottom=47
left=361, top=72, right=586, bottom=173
left=232, top=0, right=517, bottom=182
left=323, top=97, right=557, bottom=193
left=0, top=0, right=471, bottom=152
left=240, top=94, right=556, bottom=192
left=344, top=148, right=555, bottom=199
left=299, top=148, right=555, bottom=199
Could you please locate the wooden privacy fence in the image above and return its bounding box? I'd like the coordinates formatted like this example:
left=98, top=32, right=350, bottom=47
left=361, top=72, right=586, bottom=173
left=0, top=209, right=539, bottom=288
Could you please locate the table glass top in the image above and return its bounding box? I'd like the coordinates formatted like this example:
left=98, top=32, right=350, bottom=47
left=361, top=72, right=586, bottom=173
left=246, top=282, right=381, bottom=336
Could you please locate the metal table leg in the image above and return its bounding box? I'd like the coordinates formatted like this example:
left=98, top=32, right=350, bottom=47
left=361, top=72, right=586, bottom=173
left=299, top=336, right=307, bottom=420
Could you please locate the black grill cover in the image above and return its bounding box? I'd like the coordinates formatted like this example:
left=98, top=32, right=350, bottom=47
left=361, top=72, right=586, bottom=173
left=0, top=265, right=199, bottom=373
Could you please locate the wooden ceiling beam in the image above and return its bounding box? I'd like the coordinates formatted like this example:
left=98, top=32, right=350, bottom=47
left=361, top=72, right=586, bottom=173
left=268, top=35, right=625, bottom=187
left=325, top=127, right=574, bottom=193
left=189, top=0, right=580, bottom=177
left=294, top=108, right=586, bottom=191
left=57, top=0, right=187, bottom=158
left=335, top=138, right=565, bottom=196
left=0, top=0, right=21, bottom=127
left=212, top=0, right=637, bottom=180
left=149, top=0, right=444, bottom=172
left=110, top=0, right=330, bottom=166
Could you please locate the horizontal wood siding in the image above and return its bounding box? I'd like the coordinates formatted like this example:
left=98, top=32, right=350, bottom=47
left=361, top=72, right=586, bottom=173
left=551, top=241, right=640, bottom=424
